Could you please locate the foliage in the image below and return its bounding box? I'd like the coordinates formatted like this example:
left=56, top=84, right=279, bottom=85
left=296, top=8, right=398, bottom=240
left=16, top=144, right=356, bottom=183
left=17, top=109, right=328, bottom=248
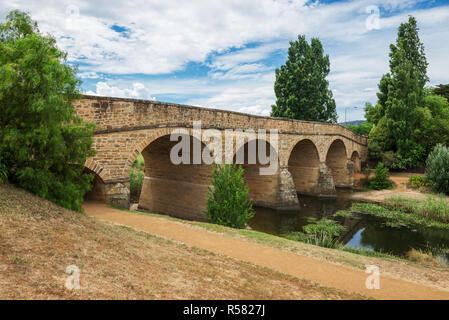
left=408, top=176, right=427, bottom=189
left=434, top=84, right=449, bottom=102
left=367, top=163, right=394, bottom=190
left=367, top=117, right=393, bottom=160
left=0, top=157, right=7, bottom=183
left=129, top=154, right=145, bottom=202
left=346, top=197, right=449, bottom=229
left=364, top=102, right=384, bottom=126
left=347, top=121, right=373, bottom=136
left=382, top=16, right=428, bottom=157
left=426, top=144, right=449, bottom=194
left=413, top=94, right=449, bottom=155
left=130, top=168, right=144, bottom=202
left=271, top=35, right=337, bottom=123
left=366, top=16, right=435, bottom=168
left=134, top=154, right=145, bottom=171
left=385, top=196, right=449, bottom=224
left=284, top=218, right=345, bottom=249
left=205, top=164, right=255, bottom=229
left=390, top=142, right=426, bottom=169
left=0, top=11, right=95, bottom=211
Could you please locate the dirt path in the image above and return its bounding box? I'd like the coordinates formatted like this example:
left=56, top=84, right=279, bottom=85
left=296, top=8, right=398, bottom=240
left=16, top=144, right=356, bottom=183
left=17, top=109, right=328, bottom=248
left=84, top=202, right=449, bottom=300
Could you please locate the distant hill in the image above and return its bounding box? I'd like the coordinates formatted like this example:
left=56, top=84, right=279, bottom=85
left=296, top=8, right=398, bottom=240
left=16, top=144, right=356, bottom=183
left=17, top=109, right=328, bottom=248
left=339, top=120, right=366, bottom=127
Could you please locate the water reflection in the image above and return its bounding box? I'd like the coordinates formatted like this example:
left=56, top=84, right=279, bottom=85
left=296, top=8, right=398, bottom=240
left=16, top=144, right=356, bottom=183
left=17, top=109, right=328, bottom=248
left=248, top=194, right=449, bottom=258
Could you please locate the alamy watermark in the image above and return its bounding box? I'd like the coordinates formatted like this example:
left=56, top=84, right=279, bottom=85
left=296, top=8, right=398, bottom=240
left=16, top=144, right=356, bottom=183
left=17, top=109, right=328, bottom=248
left=169, top=121, right=279, bottom=175
left=365, top=5, right=381, bottom=30
left=365, top=265, right=380, bottom=290
left=65, top=265, right=81, bottom=290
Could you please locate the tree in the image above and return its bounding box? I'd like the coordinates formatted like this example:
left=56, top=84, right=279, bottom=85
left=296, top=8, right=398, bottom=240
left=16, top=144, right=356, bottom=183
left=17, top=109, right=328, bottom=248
left=367, top=16, right=429, bottom=168
left=347, top=121, right=373, bottom=136
left=434, top=84, right=449, bottom=102
left=0, top=10, right=95, bottom=211
left=384, top=16, right=428, bottom=156
left=271, top=35, right=337, bottom=123
left=426, top=144, right=449, bottom=195
left=205, top=164, right=254, bottom=229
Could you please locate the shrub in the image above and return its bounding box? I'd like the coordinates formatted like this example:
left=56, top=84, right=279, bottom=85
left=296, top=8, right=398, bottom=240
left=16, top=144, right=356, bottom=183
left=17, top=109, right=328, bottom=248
left=408, top=176, right=427, bottom=189
left=0, top=11, right=95, bottom=211
left=130, top=168, right=144, bottom=202
left=426, top=144, right=449, bottom=194
left=285, top=218, right=345, bottom=248
left=0, top=156, right=7, bottom=183
left=368, top=163, right=394, bottom=190
left=205, top=164, right=254, bottom=229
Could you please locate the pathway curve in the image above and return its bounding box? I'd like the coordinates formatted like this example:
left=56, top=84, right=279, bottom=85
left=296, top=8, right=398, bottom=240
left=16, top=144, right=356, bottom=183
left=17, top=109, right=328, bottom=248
left=83, top=202, right=449, bottom=300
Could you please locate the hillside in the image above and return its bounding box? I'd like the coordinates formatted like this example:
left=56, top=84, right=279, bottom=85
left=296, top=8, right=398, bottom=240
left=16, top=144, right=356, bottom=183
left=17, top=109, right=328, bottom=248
left=0, top=184, right=360, bottom=299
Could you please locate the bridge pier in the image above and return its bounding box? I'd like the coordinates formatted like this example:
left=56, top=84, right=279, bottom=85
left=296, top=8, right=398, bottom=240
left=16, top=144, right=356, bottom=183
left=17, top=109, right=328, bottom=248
left=104, top=181, right=130, bottom=209
left=313, top=163, right=337, bottom=197
left=276, top=167, right=301, bottom=210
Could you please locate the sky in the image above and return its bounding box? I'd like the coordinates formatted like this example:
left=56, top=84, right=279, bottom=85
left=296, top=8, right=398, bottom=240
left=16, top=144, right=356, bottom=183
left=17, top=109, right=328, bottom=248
left=1, top=0, right=448, bottom=122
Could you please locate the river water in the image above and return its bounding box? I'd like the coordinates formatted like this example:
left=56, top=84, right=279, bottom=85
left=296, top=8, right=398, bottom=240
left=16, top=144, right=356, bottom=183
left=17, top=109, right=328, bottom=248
left=248, top=194, right=449, bottom=259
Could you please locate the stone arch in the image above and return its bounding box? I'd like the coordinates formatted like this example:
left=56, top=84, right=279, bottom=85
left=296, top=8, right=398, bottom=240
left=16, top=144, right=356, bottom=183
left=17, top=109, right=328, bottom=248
left=83, top=167, right=106, bottom=203
left=84, top=159, right=106, bottom=181
left=287, top=139, right=321, bottom=194
left=233, top=139, right=283, bottom=208
left=124, top=127, right=179, bottom=177
left=326, top=139, right=348, bottom=187
left=138, top=132, right=213, bottom=221
left=351, top=150, right=361, bottom=173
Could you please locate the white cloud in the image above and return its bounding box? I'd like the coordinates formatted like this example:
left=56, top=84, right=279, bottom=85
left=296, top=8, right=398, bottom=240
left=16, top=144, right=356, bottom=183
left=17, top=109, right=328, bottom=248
left=86, top=82, right=156, bottom=100
left=1, top=0, right=448, bottom=122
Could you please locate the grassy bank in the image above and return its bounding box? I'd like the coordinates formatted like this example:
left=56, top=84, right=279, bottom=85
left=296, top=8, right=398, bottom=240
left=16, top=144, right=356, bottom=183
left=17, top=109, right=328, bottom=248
left=0, top=183, right=362, bottom=300
left=340, top=195, right=449, bottom=229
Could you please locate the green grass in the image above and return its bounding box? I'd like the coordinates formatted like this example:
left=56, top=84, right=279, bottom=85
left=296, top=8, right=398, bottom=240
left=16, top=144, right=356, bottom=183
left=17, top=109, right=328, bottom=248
left=336, top=195, right=449, bottom=229
left=385, top=196, right=449, bottom=224
left=341, top=246, right=397, bottom=259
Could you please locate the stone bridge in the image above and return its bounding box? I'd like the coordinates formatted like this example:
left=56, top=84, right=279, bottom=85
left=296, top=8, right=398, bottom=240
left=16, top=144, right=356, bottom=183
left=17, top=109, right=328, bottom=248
left=76, top=95, right=367, bottom=220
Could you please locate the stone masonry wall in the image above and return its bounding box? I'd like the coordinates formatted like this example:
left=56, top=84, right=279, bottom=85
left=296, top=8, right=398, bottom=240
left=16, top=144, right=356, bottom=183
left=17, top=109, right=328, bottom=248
left=76, top=95, right=368, bottom=218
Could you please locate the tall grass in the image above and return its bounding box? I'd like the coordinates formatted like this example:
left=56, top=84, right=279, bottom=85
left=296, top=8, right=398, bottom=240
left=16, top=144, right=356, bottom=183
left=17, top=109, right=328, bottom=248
left=347, top=197, right=449, bottom=229
left=385, top=196, right=449, bottom=224
left=129, top=154, right=145, bottom=202
left=283, top=218, right=345, bottom=249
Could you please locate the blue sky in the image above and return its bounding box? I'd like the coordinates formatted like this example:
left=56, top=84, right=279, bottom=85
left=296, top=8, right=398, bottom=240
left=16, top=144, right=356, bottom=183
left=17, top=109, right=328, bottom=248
left=1, top=0, right=449, bottom=122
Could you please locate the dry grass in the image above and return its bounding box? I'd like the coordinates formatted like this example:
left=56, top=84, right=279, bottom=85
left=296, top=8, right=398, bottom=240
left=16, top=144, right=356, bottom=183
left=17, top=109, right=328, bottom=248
left=406, top=249, right=440, bottom=266
left=0, top=184, right=362, bottom=300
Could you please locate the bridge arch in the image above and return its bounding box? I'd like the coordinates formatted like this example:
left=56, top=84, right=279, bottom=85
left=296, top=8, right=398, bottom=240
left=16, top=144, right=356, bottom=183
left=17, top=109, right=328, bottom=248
left=83, top=167, right=106, bottom=203
left=287, top=139, right=321, bottom=195
left=138, top=132, right=213, bottom=221
left=326, top=139, right=348, bottom=187
left=233, top=139, right=282, bottom=208
left=351, top=151, right=361, bottom=173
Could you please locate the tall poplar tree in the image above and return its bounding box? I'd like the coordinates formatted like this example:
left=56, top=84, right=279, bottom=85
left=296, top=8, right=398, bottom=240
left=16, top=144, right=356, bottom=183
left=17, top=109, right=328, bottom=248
left=378, top=16, right=428, bottom=155
left=271, top=35, right=337, bottom=123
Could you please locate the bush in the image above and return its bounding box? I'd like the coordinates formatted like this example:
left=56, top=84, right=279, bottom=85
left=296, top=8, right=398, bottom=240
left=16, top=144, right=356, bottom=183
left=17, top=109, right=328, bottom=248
left=368, top=163, right=394, bottom=190
left=426, top=144, right=449, bottom=194
left=130, top=168, right=144, bottom=202
left=205, top=164, right=254, bottom=229
left=408, top=176, right=427, bottom=189
left=284, top=218, right=345, bottom=248
left=0, top=11, right=95, bottom=211
left=0, top=156, right=7, bottom=183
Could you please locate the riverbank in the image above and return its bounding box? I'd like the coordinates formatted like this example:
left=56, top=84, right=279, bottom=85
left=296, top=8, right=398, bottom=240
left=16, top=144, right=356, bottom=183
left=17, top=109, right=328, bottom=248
left=342, top=172, right=439, bottom=203
left=84, top=202, right=449, bottom=299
